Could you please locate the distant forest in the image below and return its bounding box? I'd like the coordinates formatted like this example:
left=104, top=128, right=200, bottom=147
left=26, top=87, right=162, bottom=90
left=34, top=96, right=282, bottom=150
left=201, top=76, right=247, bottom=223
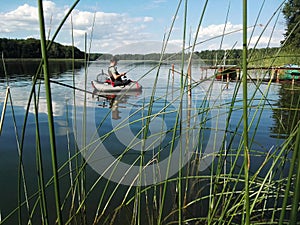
left=0, top=38, right=100, bottom=60
left=99, top=47, right=291, bottom=66
left=97, top=48, right=276, bottom=62
left=1, top=38, right=299, bottom=66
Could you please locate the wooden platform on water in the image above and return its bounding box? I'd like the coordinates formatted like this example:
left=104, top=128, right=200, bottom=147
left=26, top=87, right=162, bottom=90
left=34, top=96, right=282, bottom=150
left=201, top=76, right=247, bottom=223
left=199, top=65, right=300, bottom=82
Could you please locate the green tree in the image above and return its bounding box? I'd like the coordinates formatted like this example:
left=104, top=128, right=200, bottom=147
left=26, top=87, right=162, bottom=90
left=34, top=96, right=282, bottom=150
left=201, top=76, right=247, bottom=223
left=0, top=38, right=86, bottom=59
left=282, top=0, right=300, bottom=48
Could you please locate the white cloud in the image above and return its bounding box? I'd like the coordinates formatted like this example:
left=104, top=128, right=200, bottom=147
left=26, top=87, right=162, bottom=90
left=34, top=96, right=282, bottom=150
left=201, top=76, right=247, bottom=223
left=0, top=1, right=155, bottom=53
left=0, top=2, right=284, bottom=54
left=144, top=17, right=154, bottom=22
left=0, top=4, right=38, bottom=32
left=153, top=0, right=167, bottom=3
left=111, top=40, right=181, bottom=54
left=248, top=34, right=283, bottom=48
left=43, top=1, right=57, bottom=13
left=198, top=22, right=242, bottom=39
left=188, top=22, right=283, bottom=51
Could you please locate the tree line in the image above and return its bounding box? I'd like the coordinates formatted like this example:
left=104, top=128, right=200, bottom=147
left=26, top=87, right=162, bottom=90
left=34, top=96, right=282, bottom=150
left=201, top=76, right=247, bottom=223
left=0, top=38, right=100, bottom=60
left=98, top=47, right=298, bottom=66
left=1, top=36, right=298, bottom=66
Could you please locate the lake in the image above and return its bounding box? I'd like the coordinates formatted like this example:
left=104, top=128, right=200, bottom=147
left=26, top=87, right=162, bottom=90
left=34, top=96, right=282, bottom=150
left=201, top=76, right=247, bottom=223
left=0, top=60, right=299, bottom=224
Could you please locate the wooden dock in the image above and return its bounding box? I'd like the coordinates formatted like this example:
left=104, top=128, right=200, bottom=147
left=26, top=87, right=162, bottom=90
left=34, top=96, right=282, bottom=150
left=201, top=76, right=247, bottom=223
left=199, top=65, right=300, bottom=83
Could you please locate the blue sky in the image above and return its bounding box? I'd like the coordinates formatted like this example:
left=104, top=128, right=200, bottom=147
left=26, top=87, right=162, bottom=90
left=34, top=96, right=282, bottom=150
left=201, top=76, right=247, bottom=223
left=0, top=0, right=287, bottom=54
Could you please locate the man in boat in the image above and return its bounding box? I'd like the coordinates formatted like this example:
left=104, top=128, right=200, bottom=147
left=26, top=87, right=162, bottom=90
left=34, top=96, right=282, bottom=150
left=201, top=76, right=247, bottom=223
left=108, top=56, right=132, bottom=87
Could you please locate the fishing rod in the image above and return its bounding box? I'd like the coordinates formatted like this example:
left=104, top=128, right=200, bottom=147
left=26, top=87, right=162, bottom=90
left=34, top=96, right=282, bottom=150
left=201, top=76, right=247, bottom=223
left=124, top=65, right=138, bottom=74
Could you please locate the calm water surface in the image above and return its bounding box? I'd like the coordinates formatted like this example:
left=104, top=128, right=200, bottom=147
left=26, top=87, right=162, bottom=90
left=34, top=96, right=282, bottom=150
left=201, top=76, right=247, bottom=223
left=0, top=60, right=298, bottom=224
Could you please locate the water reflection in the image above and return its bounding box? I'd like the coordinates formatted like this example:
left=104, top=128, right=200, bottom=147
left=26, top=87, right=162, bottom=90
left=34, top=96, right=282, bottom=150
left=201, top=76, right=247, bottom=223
left=92, top=89, right=143, bottom=120
left=0, top=59, right=85, bottom=77
left=271, top=83, right=300, bottom=139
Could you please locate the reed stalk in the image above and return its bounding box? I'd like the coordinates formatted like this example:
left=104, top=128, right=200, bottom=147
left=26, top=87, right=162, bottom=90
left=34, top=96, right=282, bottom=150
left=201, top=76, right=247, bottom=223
left=290, top=124, right=300, bottom=224
left=33, top=80, right=49, bottom=225
left=242, top=0, right=250, bottom=224
left=0, top=52, right=9, bottom=135
left=37, top=0, right=62, bottom=224
left=156, top=1, right=183, bottom=224
left=0, top=87, right=9, bottom=135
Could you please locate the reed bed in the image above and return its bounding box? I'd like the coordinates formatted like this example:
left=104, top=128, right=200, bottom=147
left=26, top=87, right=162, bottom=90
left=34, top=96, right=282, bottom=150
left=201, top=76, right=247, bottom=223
left=0, top=0, right=299, bottom=224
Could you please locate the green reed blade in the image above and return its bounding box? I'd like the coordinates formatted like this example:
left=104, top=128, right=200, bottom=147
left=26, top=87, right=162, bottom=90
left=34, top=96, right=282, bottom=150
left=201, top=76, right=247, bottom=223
left=290, top=123, right=300, bottom=224
left=33, top=80, right=49, bottom=225
left=0, top=87, right=9, bottom=136
left=37, top=0, right=62, bottom=224
left=242, top=1, right=250, bottom=224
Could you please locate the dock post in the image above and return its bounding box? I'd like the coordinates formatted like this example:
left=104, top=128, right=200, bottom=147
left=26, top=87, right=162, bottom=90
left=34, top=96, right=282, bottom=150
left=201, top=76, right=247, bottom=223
left=188, top=61, right=192, bottom=98
left=172, top=64, right=174, bottom=77
left=270, top=69, right=274, bottom=82
left=171, top=64, right=175, bottom=88
left=226, top=73, right=229, bottom=89
left=200, top=67, right=203, bottom=80
left=275, top=69, right=279, bottom=83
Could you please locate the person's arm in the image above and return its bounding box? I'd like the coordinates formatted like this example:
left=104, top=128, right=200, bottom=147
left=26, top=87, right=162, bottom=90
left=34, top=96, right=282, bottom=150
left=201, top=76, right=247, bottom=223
left=112, top=72, right=126, bottom=80
left=110, top=66, right=126, bottom=80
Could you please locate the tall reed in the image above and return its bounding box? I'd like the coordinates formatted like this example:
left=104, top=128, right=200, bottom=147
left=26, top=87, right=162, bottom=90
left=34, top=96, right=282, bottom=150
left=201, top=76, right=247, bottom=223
left=37, top=1, right=62, bottom=224
left=242, top=1, right=250, bottom=224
